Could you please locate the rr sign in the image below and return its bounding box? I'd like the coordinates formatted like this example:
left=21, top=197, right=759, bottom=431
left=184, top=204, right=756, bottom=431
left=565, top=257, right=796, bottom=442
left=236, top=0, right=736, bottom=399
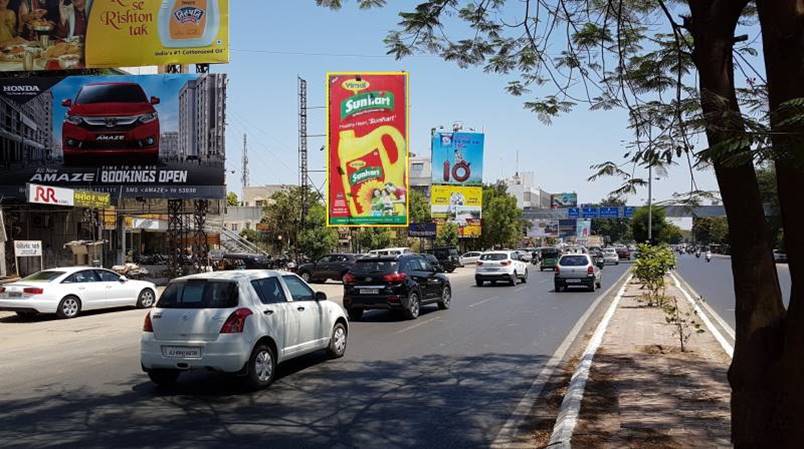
left=27, top=183, right=74, bottom=206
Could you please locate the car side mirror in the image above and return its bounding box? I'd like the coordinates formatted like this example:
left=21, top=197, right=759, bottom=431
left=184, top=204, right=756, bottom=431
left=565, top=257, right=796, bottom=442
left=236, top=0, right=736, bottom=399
left=61, top=99, right=72, bottom=107
left=119, top=275, right=128, bottom=282
left=315, top=291, right=327, bottom=301
left=150, top=96, right=160, bottom=105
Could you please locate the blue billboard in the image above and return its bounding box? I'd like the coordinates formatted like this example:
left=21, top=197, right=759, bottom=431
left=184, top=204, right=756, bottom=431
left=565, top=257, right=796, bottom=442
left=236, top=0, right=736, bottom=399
left=431, top=131, right=484, bottom=186
left=600, top=207, right=620, bottom=218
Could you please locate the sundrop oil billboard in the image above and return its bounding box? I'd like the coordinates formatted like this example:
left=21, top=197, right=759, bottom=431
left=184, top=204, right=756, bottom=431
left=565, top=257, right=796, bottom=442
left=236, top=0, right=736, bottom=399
left=326, top=72, right=409, bottom=227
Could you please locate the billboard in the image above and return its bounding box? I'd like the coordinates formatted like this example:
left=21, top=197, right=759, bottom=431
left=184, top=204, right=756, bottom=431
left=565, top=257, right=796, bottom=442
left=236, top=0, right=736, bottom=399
left=551, top=193, right=578, bottom=208
left=431, top=131, right=484, bottom=186
left=0, top=74, right=227, bottom=199
left=431, top=185, right=482, bottom=238
left=528, top=219, right=559, bottom=238
left=576, top=219, right=592, bottom=240
left=0, top=1, right=229, bottom=72
left=558, top=219, right=577, bottom=238
left=326, top=72, right=409, bottom=226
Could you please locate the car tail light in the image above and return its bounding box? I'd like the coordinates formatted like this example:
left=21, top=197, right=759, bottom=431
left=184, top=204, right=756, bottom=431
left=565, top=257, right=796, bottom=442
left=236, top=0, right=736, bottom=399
left=143, top=312, right=153, bottom=332
left=477, top=261, right=483, bottom=266
left=343, top=273, right=357, bottom=285
left=501, top=261, right=511, bottom=266
left=0, top=287, right=5, bottom=293
left=587, top=266, right=594, bottom=275
left=555, top=267, right=560, bottom=275
left=23, top=287, right=43, bottom=295
left=383, top=272, right=408, bottom=283
left=220, top=308, right=253, bottom=334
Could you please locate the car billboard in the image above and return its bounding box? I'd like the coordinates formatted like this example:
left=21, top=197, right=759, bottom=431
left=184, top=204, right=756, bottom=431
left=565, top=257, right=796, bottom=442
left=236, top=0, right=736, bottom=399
left=0, top=74, right=227, bottom=199
left=431, top=131, right=484, bottom=186
left=326, top=72, right=409, bottom=226
left=0, top=1, right=229, bottom=72
left=551, top=192, right=578, bottom=208
left=431, top=185, right=482, bottom=238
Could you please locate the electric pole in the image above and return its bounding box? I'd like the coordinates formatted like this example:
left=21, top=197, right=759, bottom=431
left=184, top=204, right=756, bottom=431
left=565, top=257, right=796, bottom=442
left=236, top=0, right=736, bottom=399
left=241, top=134, right=249, bottom=201
left=647, top=164, right=653, bottom=243
left=298, top=77, right=309, bottom=230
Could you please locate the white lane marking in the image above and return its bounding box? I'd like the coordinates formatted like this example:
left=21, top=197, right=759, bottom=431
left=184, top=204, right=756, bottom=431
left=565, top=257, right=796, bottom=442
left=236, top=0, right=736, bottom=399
left=468, top=295, right=500, bottom=308
left=547, top=275, right=631, bottom=449
left=673, top=272, right=735, bottom=340
left=671, top=272, right=734, bottom=357
left=491, top=270, right=631, bottom=449
left=392, top=316, right=441, bottom=335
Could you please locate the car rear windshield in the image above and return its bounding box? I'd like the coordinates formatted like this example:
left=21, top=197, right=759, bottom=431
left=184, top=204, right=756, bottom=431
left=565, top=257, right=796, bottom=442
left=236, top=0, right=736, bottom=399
left=480, top=253, right=508, bottom=261
left=22, top=270, right=65, bottom=282
left=76, top=84, right=147, bottom=104
left=560, top=256, right=589, bottom=266
left=541, top=249, right=559, bottom=257
left=157, top=280, right=239, bottom=309
left=353, top=260, right=398, bottom=273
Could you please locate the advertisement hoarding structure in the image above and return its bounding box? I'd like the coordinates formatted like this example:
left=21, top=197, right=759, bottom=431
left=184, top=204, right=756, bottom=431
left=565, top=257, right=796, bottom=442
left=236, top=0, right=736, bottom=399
left=430, top=130, right=484, bottom=238
left=0, top=74, right=227, bottom=200
left=430, top=185, right=482, bottom=238
left=527, top=219, right=559, bottom=239
left=551, top=192, right=578, bottom=209
left=0, top=1, right=229, bottom=72
left=326, top=72, right=409, bottom=227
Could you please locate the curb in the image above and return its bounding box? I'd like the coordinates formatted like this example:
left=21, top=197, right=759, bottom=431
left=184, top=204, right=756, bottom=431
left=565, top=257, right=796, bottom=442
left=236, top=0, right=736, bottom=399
left=547, top=274, right=632, bottom=449
left=670, top=272, right=733, bottom=358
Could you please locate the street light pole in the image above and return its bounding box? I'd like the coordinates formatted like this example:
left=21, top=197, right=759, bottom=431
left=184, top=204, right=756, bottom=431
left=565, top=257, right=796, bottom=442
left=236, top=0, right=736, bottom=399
left=647, top=164, right=653, bottom=243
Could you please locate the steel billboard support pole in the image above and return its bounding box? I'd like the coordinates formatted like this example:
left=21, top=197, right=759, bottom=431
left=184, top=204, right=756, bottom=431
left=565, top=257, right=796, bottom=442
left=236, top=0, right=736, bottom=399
left=648, top=164, right=653, bottom=243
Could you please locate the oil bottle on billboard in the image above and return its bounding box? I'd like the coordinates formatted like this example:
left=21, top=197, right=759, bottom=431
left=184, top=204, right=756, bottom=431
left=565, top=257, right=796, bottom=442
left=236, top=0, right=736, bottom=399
left=159, top=0, right=221, bottom=47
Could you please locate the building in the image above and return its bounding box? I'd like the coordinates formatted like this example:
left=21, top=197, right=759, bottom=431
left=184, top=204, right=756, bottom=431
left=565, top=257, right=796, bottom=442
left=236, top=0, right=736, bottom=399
left=409, top=157, right=432, bottom=191
left=242, top=185, right=293, bottom=208
left=160, top=131, right=179, bottom=161
left=223, top=206, right=263, bottom=233
left=178, top=74, right=227, bottom=162
left=503, top=171, right=552, bottom=209
left=0, top=90, right=53, bottom=167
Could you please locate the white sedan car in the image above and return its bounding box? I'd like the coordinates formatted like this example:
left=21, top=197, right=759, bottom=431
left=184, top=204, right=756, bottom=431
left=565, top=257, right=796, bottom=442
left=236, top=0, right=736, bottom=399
left=141, top=270, right=349, bottom=390
left=0, top=267, right=158, bottom=319
left=460, top=251, right=482, bottom=266
left=475, top=251, right=529, bottom=286
left=603, top=248, right=620, bottom=265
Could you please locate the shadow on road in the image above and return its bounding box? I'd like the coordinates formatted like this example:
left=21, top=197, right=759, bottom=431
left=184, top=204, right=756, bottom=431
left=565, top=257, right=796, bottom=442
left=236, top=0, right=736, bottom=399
left=0, top=352, right=549, bottom=449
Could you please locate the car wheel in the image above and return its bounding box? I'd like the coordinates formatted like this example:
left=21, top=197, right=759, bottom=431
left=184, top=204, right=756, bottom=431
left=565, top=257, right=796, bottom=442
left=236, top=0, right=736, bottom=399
left=300, top=272, right=312, bottom=283
left=405, top=292, right=421, bottom=320
left=588, top=283, right=596, bottom=292
left=438, top=285, right=452, bottom=310
left=596, top=281, right=602, bottom=289
left=554, top=284, right=562, bottom=292
left=148, top=369, right=180, bottom=387
left=522, top=269, right=528, bottom=284
left=327, top=323, right=348, bottom=358
left=56, top=296, right=81, bottom=319
left=15, top=311, right=36, bottom=319
left=510, top=272, right=517, bottom=286
left=136, top=288, right=156, bottom=308
left=245, top=344, right=276, bottom=390
left=347, top=307, right=364, bottom=321
left=476, top=279, right=484, bottom=287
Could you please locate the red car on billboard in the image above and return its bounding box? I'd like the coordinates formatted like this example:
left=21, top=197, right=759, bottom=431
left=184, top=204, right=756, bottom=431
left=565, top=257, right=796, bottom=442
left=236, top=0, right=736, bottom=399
left=62, top=82, right=160, bottom=165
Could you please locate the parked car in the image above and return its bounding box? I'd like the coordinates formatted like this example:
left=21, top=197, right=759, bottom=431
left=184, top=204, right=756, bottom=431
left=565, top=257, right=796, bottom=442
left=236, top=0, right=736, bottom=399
left=539, top=247, right=562, bottom=271
left=475, top=251, right=529, bottom=287
left=141, top=270, right=348, bottom=389
left=0, top=267, right=158, bottom=319
left=298, top=254, right=358, bottom=283
left=220, top=253, right=271, bottom=270
left=423, top=254, right=448, bottom=273
left=367, top=247, right=413, bottom=257
left=62, top=82, right=160, bottom=165
left=554, top=254, right=602, bottom=292
left=773, top=249, right=788, bottom=263
left=602, top=248, right=620, bottom=265
left=343, top=254, right=451, bottom=321
left=426, top=246, right=461, bottom=272
left=460, top=251, right=482, bottom=266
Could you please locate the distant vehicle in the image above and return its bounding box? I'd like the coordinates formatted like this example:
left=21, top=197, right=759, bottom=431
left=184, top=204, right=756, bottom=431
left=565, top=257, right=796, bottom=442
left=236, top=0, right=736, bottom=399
left=540, top=247, right=562, bottom=271
left=140, top=271, right=348, bottom=389
left=0, top=267, right=158, bottom=319
left=589, top=248, right=605, bottom=269
left=220, top=253, right=272, bottom=270
left=297, top=254, right=358, bottom=283
left=425, top=246, right=461, bottom=273
left=515, top=249, right=534, bottom=262
left=460, top=251, right=483, bottom=266
left=603, top=248, right=620, bottom=265
left=555, top=254, right=602, bottom=292
left=773, top=250, right=788, bottom=263
left=615, top=247, right=631, bottom=260
left=367, top=247, right=413, bottom=257
left=343, top=254, right=451, bottom=320
left=423, top=254, right=448, bottom=273
left=475, top=251, right=529, bottom=287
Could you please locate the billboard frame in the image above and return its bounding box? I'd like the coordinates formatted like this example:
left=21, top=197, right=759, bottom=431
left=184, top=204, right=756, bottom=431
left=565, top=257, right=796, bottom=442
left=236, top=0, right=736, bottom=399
left=325, top=71, right=410, bottom=228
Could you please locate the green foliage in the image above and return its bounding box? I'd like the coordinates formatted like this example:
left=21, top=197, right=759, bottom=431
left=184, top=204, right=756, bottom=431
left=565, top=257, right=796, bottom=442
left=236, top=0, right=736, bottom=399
left=631, top=206, right=677, bottom=244
left=632, top=244, right=676, bottom=307
left=261, top=187, right=337, bottom=256
left=693, top=217, right=729, bottom=245
left=298, top=203, right=339, bottom=261
left=227, top=192, right=239, bottom=207
left=356, top=227, right=394, bottom=251
left=591, top=197, right=632, bottom=243
left=661, top=294, right=705, bottom=353
left=409, top=188, right=431, bottom=223
left=476, top=183, right=524, bottom=250
left=436, top=222, right=459, bottom=247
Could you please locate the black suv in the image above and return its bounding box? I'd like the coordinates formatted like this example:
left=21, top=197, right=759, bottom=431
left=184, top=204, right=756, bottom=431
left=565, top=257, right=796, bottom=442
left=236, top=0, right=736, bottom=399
left=425, top=246, right=461, bottom=273
left=298, top=254, right=358, bottom=283
left=219, top=253, right=271, bottom=270
left=343, top=254, right=451, bottom=321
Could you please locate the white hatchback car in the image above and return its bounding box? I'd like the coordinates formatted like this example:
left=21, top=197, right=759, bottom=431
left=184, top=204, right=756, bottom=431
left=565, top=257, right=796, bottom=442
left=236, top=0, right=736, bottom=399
left=141, top=270, right=349, bottom=389
left=0, top=267, right=158, bottom=319
left=602, top=248, right=620, bottom=265
left=460, top=251, right=482, bottom=266
left=474, top=251, right=529, bottom=286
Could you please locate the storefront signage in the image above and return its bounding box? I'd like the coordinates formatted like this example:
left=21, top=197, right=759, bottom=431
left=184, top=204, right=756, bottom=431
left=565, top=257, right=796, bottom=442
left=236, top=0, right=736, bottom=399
left=408, top=223, right=437, bottom=238
left=14, top=240, right=42, bottom=257
left=74, top=190, right=111, bottom=208
left=0, top=74, right=227, bottom=200
left=0, top=1, right=229, bottom=72
left=27, top=183, right=74, bottom=206
left=327, top=72, right=409, bottom=227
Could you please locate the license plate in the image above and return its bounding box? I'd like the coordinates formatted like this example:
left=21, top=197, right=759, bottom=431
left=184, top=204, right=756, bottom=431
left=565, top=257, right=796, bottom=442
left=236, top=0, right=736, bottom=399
left=485, top=268, right=499, bottom=272
left=360, top=288, right=379, bottom=295
left=566, top=279, right=581, bottom=284
left=161, top=346, right=201, bottom=359
left=8, top=291, right=21, bottom=298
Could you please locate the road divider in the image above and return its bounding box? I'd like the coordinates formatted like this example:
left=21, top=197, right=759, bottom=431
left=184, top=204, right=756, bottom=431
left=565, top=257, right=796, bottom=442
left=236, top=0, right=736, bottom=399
left=670, top=272, right=734, bottom=358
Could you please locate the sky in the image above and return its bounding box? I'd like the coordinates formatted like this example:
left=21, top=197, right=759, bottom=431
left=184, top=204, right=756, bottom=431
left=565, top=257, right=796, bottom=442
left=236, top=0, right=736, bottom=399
left=215, top=0, right=723, bottom=206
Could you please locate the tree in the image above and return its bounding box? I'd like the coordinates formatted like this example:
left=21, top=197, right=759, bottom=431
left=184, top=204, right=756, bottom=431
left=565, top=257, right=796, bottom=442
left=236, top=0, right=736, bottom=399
left=409, top=188, right=431, bottom=223
left=436, top=222, right=459, bottom=247
left=591, top=197, right=632, bottom=243
left=298, top=202, right=339, bottom=261
left=319, top=2, right=804, bottom=444
left=477, top=183, right=523, bottom=249
left=355, top=227, right=393, bottom=251
left=632, top=207, right=672, bottom=244
left=227, top=192, right=239, bottom=207
left=693, top=217, right=729, bottom=245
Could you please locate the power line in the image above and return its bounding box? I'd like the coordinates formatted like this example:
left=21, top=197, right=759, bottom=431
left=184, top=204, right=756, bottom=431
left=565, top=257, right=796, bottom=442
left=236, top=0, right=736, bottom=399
left=230, top=48, right=435, bottom=59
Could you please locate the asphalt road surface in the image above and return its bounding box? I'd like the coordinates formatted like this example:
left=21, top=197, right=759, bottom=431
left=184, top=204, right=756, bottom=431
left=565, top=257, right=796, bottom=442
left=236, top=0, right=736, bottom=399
left=676, top=254, right=792, bottom=330
left=0, top=264, right=629, bottom=449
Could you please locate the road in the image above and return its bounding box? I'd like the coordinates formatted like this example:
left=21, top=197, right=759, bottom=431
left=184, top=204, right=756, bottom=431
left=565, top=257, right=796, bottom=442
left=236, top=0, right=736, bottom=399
left=0, top=264, right=629, bottom=449
left=676, top=254, right=792, bottom=330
